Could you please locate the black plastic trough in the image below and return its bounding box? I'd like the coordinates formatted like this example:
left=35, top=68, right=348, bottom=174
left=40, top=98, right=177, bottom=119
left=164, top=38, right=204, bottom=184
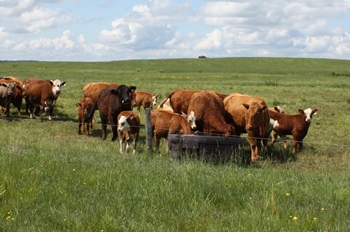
left=168, top=134, right=247, bottom=161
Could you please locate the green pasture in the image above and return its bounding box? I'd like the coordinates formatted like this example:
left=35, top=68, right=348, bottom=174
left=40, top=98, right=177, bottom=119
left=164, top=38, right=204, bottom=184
left=1, top=58, right=350, bottom=231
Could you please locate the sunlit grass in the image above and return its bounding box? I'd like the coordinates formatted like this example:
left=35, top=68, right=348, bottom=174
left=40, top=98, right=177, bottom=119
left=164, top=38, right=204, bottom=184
left=1, top=58, right=350, bottom=231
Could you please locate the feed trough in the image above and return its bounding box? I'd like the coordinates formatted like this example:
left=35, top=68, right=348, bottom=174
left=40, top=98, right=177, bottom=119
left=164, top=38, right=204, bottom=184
left=168, top=134, right=247, bottom=161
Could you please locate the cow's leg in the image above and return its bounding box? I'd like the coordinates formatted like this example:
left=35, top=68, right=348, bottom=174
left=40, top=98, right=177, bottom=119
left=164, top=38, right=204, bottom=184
left=5, top=103, right=10, bottom=117
left=109, top=116, right=118, bottom=141
left=133, top=132, right=139, bottom=154
left=78, top=119, right=82, bottom=134
left=101, top=119, right=107, bottom=140
left=86, top=120, right=91, bottom=136
left=154, top=134, right=161, bottom=152
left=118, top=131, right=124, bottom=153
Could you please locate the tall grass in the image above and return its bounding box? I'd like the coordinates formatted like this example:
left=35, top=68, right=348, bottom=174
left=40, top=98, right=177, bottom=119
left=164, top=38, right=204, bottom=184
left=1, top=58, right=350, bottom=231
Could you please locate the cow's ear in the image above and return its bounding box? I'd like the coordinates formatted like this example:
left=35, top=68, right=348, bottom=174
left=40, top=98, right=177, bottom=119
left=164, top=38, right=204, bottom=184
left=1, top=83, right=7, bottom=87
left=49, top=80, right=54, bottom=86
left=312, top=109, right=318, bottom=115
left=76, top=103, right=82, bottom=107
left=243, top=103, right=250, bottom=110
left=61, top=81, right=66, bottom=86
left=154, top=94, right=159, bottom=98
left=298, top=109, right=304, bottom=114
left=111, top=89, right=118, bottom=95
left=129, top=86, right=136, bottom=92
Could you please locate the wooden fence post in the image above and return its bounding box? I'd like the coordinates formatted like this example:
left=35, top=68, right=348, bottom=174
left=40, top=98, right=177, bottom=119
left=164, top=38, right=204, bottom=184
left=145, top=108, right=153, bottom=152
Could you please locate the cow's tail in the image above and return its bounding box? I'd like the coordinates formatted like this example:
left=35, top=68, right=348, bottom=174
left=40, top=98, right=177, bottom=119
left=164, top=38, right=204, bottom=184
left=84, top=100, right=98, bottom=123
left=159, top=91, right=175, bottom=109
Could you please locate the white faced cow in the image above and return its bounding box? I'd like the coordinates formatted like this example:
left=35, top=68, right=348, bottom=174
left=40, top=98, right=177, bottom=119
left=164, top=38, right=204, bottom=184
left=269, top=108, right=318, bottom=155
left=23, top=78, right=66, bottom=120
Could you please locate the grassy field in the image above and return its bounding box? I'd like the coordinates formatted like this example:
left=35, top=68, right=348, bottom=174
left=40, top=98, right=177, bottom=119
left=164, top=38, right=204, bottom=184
left=1, top=57, right=350, bottom=231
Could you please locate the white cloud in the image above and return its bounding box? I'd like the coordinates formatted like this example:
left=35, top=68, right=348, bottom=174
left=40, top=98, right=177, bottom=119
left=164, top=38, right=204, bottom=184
left=1, top=0, right=350, bottom=61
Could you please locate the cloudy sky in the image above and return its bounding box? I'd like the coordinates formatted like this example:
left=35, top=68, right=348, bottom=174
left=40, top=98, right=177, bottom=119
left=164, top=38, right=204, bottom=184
left=1, top=0, right=350, bottom=61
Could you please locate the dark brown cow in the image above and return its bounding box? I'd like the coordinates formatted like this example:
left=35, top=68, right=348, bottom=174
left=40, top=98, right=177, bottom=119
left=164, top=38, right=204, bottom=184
left=151, top=109, right=193, bottom=152
left=269, top=108, right=318, bottom=155
left=84, top=85, right=137, bottom=141
left=187, top=91, right=235, bottom=136
left=0, top=76, right=23, bottom=116
left=22, top=78, right=66, bottom=120
left=76, top=97, right=95, bottom=135
left=117, top=111, right=140, bottom=154
left=224, top=93, right=270, bottom=161
left=160, top=89, right=227, bottom=115
left=83, top=82, right=119, bottom=102
left=133, top=91, right=159, bottom=115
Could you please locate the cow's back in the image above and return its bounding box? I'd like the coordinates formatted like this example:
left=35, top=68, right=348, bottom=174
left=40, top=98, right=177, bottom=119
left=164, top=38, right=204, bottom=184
left=83, top=82, right=119, bottom=102
left=168, top=89, right=199, bottom=114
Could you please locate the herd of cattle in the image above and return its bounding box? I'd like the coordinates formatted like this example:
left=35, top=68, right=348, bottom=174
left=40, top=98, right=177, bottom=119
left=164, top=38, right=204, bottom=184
left=0, top=76, right=318, bottom=161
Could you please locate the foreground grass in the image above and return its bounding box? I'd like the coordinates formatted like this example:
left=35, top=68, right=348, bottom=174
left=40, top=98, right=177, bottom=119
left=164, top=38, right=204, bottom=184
left=1, top=58, right=350, bottom=231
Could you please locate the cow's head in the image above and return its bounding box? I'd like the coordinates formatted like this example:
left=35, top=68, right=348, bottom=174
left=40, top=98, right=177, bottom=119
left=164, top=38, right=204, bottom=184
left=0, top=82, right=16, bottom=97
left=181, top=111, right=197, bottom=130
left=76, top=98, right=94, bottom=118
left=118, top=114, right=134, bottom=132
left=299, top=108, right=318, bottom=123
left=152, top=94, right=159, bottom=106
left=49, top=79, right=66, bottom=96
left=243, top=102, right=268, bottom=131
left=112, top=85, right=137, bottom=107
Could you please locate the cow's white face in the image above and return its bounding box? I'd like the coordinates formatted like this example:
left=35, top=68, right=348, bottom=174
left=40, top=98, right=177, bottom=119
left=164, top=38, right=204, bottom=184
left=50, top=79, right=66, bottom=97
left=187, top=111, right=197, bottom=130
left=118, top=116, right=131, bottom=132
left=152, top=95, right=158, bottom=106
left=303, top=108, right=318, bottom=123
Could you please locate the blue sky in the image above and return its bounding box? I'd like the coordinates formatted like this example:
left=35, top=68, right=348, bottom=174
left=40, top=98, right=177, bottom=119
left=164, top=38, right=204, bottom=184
left=1, top=0, right=350, bottom=61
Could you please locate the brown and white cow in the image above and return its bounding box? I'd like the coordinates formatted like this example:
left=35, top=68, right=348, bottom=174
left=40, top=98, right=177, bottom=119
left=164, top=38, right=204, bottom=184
left=133, top=91, right=159, bottom=115
left=224, top=93, right=270, bottom=161
left=76, top=97, right=95, bottom=135
left=83, top=82, right=119, bottom=102
left=269, top=108, right=318, bottom=155
left=22, top=78, right=66, bottom=120
left=84, top=85, right=137, bottom=141
left=151, top=109, right=193, bottom=152
left=0, top=81, right=18, bottom=116
left=187, top=91, right=235, bottom=136
left=0, top=76, right=23, bottom=116
left=117, top=111, right=140, bottom=154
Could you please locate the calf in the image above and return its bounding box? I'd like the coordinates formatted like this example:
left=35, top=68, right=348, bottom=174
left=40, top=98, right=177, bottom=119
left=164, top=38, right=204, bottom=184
left=76, top=97, right=95, bottom=135
left=151, top=109, right=193, bottom=152
left=269, top=108, right=318, bottom=155
left=23, top=78, right=66, bottom=120
left=133, top=91, right=159, bottom=115
left=117, top=111, right=140, bottom=154
left=84, top=85, right=137, bottom=141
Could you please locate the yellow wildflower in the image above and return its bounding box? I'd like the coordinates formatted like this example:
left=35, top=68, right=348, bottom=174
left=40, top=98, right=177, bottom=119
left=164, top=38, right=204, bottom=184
left=293, top=216, right=298, bottom=221
left=286, top=193, right=290, bottom=196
